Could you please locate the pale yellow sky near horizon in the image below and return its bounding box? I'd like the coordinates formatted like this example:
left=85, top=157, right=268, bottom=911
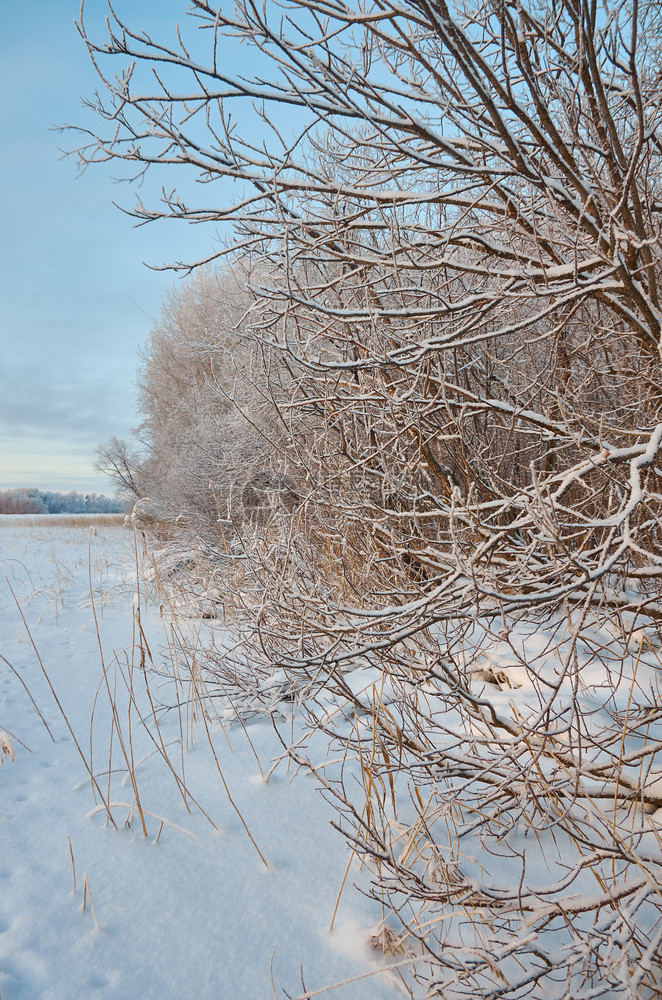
left=0, top=436, right=111, bottom=495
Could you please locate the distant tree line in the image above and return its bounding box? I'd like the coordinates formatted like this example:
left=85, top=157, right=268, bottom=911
left=0, top=488, right=125, bottom=515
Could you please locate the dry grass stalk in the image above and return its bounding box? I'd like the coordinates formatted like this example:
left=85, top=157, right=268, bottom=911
left=87, top=532, right=148, bottom=837
left=68, top=836, right=77, bottom=893
left=81, top=873, right=100, bottom=931
left=0, top=651, right=55, bottom=742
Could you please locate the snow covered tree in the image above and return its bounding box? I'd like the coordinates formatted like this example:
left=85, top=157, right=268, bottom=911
left=0, top=489, right=46, bottom=514
left=110, top=266, right=289, bottom=540
left=75, top=1, right=662, bottom=995
left=94, top=437, right=143, bottom=501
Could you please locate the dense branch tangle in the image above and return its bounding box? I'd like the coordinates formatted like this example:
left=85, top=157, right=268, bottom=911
left=78, top=0, right=662, bottom=333
left=78, top=0, right=662, bottom=996
left=76, top=0, right=662, bottom=598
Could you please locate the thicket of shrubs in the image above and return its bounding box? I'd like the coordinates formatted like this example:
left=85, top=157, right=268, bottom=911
left=85, top=0, right=662, bottom=994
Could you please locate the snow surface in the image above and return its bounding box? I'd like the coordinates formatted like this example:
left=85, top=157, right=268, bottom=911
left=0, top=519, right=406, bottom=1000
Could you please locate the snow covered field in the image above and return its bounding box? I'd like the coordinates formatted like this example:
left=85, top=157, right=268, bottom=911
left=0, top=518, right=404, bottom=1000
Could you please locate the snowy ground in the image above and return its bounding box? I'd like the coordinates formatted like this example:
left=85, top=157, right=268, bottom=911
left=0, top=518, right=406, bottom=1000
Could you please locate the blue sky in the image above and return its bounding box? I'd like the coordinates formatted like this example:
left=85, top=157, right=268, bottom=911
left=0, top=1, right=211, bottom=495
